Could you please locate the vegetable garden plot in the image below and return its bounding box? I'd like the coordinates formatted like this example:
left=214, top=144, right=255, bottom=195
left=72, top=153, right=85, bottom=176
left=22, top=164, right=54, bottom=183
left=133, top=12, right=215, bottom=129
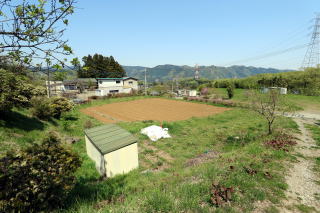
left=81, top=98, right=230, bottom=123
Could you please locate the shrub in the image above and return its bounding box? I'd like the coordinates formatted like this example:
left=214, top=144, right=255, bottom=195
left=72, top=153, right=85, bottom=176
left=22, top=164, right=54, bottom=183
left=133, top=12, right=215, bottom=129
left=84, top=120, right=93, bottom=129
left=0, top=69, right=46, bottom=115
left=30, top=96, right=52, bottom=120
left=31, top=96, right=73, bottom=120
left=200, top=87, right=209, bottom=96
left=264, top=133, right=296, bottom=151
left=49, top=97, right=74, bottom=118
left=0, top=132, right=81, bottom=212
left=226, top=83, right=235, bottom=99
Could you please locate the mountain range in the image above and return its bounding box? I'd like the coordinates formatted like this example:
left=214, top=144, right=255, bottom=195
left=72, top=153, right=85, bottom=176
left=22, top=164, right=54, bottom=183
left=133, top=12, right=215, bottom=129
left=123, top=65, right=293, bottom=82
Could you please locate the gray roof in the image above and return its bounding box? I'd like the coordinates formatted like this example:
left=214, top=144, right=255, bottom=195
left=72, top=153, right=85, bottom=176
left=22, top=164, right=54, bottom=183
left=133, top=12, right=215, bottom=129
left=64, top=78, right=97, bottom=85
left=84, top=124, right=137, bottom=155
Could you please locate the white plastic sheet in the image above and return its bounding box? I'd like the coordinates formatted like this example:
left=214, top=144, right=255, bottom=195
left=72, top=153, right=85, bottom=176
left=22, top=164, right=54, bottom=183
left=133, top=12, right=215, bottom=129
left=140, top=125, right=171, bottom=141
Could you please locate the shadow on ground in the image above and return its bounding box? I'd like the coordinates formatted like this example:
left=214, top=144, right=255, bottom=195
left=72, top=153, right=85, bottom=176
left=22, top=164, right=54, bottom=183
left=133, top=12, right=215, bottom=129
left=0, top=111, right=45, bottom=131
left=64, top=175, right=127, bottom=210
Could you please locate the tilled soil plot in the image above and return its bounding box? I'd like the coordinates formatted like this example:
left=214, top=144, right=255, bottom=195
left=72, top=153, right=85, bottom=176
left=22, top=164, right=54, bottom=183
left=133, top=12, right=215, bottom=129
left=81, top=98, right=230, bottom=123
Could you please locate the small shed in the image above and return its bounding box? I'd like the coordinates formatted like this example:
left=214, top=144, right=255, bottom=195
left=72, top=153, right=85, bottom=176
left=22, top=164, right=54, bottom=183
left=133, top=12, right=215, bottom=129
left=84, top=124, right=139, bottom=178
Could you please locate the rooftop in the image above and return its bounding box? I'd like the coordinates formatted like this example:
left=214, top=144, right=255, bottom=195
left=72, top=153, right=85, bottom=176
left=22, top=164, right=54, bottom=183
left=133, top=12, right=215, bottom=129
left=96, top=77, right=138, bottom=80
left=84, top=124, right=137, bottom=155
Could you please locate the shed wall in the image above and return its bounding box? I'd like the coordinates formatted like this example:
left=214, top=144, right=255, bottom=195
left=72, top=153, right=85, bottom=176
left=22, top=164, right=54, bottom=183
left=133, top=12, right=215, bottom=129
left=85, top=135, right=105, bottom=175
left=104, top=143, right=139, bottom=177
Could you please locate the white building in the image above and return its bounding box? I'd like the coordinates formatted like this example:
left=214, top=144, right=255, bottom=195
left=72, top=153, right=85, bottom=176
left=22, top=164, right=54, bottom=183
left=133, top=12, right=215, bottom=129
left=96, top=77, right=138, bottom=96
left=45, top=81, right=65, bottom=95
left=262, top=87, right=287, bottom=95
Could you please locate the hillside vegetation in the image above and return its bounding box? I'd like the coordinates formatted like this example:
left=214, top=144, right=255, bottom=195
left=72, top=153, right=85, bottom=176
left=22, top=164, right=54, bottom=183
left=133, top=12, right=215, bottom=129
left=212, top=67, right=320, bottom=96
left=123, top=65, right=292, bottom=82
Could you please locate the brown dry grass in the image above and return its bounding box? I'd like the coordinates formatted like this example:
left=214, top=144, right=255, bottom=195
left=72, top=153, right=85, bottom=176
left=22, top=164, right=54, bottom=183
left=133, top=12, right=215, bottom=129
left=81, top=98, right=230, bottom=123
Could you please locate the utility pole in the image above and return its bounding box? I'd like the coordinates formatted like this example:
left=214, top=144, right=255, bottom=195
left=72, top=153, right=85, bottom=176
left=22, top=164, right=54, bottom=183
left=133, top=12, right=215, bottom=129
left=171, top=78, right=175, bottom=94
left=301, top=13, right=320, bottom=69
left=144, top=68, right=147, bottom=96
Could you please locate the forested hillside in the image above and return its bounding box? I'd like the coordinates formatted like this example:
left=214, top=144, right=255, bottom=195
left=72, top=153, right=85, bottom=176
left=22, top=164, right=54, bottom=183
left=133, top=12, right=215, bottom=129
left=123, top=64, right=293, bottom=81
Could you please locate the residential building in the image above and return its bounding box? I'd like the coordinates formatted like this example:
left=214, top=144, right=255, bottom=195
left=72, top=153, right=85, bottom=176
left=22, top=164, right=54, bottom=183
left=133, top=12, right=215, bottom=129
left=96, top=77, right=138, bottom=95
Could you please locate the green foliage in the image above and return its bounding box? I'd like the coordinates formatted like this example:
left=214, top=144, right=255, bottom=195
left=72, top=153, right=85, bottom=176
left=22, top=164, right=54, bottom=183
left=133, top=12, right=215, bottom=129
left=213, top=67, right=320, bottom=96
left=0, top=0, right=76, bottom=66
left=31, top=96, right=74, bottom=120
left=49, top=97, right=74, bottom=118
left=144, top=190, right=174, bottom=212
left=53, top=71, right=67, bottom=81
left=0, top=69, right=46, bottom=114
left=227, top=83, right=235, bottom=99
left=0, top=132, right=81, bottom=212
left=78, top=54, right=126, bottom=78
left=30, top=97, right=52, bottom=120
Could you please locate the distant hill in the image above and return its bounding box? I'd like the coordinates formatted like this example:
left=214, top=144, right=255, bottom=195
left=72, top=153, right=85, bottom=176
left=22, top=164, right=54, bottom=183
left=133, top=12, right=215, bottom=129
left=123, top=65, right=293, bottom=82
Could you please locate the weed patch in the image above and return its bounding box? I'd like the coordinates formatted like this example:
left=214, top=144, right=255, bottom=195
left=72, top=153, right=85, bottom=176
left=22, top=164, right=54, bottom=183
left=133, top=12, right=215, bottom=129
left=210, top=182, right=235, bottom=207
left=264, top=133, right=296, bottom=151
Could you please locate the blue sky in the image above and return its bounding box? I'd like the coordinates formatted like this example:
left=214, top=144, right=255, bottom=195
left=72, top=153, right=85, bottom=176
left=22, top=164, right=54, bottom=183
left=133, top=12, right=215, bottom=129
left=65, top=0, right=319, bottom=69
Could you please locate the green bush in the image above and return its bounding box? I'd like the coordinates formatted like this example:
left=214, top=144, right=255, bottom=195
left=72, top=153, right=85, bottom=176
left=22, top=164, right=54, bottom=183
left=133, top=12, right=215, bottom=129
left=0, top=132, right=81, bottom=212
left=0, top=69, right=46, bottom=114
left=30, top=96, right=52, bottom=120
left=49, top=97, right=74, bottom=118
left=227, top=83, right=235, bottom=99
left=31, top=96, right=73, bottom=120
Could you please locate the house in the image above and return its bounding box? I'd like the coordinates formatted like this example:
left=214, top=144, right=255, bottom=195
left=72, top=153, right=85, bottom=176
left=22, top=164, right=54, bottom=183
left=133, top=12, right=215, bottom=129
left=176, top=89, right=198, bottom=97
left=188, top=90, right=197, bottom=97
left=84, top=124, right=139, bottom=178
left=63, top=78, right=97, bottom=92
left=45, top=81, right=65, bottom=95
left=96, top=77, right=138, bottom=95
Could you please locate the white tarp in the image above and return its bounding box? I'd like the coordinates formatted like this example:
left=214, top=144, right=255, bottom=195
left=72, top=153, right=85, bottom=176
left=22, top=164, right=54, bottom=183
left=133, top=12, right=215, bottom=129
left=141, top=125, right=171, bottom=141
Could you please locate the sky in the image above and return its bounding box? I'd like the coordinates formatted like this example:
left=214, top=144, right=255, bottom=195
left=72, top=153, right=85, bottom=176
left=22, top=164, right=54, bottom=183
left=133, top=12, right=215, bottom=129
left=64, top=0, right=319, bottom=69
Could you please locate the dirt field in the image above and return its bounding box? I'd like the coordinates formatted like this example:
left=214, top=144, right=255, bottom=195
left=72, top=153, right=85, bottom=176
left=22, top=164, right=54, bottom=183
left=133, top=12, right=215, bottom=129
left=81, top=98, right=230, bottom=123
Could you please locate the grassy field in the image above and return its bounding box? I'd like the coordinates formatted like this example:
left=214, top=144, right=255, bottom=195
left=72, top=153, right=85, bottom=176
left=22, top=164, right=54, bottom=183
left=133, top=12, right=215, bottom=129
left=305, top=123, right=320, bottom=189
left=211, top=88, right=320, bottom=112
left=0, top=96, right=300, bottom=212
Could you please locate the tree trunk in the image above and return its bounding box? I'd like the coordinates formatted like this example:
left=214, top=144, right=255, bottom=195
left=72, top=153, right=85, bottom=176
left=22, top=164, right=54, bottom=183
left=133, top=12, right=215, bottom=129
left=268, top=122, right=272, bottom=135
left=47, top=68, right=51, bottom=98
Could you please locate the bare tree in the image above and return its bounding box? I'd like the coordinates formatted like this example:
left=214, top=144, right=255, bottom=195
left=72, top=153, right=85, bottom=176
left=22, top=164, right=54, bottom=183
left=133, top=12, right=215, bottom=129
left=248, top=89, right=294, bottom=135
left=0, top=0, right=76, bottom=67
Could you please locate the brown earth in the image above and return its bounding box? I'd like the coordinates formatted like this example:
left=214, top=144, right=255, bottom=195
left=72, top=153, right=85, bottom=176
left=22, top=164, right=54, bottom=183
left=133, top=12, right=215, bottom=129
left=81, top=98, right=230, bottom=123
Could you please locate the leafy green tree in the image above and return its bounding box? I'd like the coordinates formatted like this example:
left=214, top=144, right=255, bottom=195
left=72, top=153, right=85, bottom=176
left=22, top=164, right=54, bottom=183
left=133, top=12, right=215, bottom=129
left=0, top=0, right=76, bottom=67
left=0, top=69, right=46, bottom=115
left=78, top=54, right=126, bottom=78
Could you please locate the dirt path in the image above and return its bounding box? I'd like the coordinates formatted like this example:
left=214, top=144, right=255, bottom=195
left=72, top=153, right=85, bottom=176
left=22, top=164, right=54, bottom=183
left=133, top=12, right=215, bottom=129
left=281, top=118, right=320, bottom=212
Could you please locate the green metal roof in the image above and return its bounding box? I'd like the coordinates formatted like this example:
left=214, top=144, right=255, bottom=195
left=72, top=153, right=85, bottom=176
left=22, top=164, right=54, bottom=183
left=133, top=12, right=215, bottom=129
left=96, top=77, right=138, bottom=80
left=84, top=124, right=137, bottom=155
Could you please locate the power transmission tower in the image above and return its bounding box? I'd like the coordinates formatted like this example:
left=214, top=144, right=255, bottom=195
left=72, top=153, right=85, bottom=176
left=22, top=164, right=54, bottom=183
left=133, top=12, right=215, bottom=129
left=194, top=64, right=200, bottom=80
left=301, top=14, right=320, bottom=69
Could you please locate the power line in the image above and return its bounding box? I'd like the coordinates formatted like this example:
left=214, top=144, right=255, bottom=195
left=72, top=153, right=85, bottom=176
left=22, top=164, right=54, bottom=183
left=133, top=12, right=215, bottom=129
left=218, top=18, right=312, bottom=68
left=222, top=44, right=307, bottom=66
